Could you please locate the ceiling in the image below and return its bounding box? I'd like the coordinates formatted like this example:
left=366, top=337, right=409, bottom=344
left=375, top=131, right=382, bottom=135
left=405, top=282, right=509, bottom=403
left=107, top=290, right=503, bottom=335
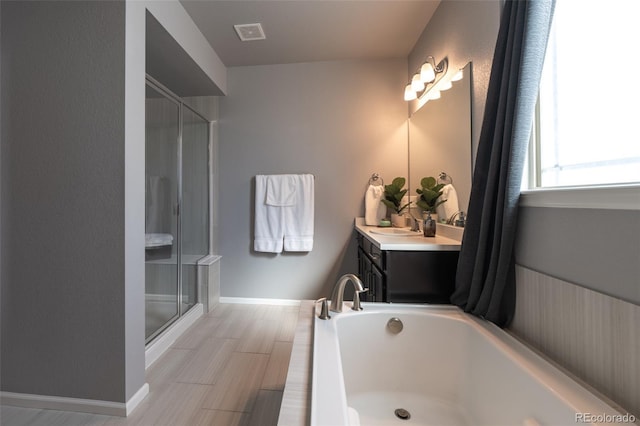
left=179, top=1, right=441, bottom=67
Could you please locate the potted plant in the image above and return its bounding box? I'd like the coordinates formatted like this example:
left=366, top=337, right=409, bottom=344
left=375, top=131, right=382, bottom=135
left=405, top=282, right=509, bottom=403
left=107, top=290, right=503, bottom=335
left=381, top=177, right=412, bottom=227
left=416, top=177, right=447, bottom=236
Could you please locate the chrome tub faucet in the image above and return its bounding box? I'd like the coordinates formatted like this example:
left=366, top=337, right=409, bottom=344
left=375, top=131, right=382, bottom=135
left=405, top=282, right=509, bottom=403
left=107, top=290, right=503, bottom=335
left=329, top=274, right=368, bottom=313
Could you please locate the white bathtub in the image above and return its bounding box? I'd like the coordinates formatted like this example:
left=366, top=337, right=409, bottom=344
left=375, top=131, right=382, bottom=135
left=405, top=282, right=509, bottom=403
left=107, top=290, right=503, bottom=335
left=311, top=303, right=630, bottom=426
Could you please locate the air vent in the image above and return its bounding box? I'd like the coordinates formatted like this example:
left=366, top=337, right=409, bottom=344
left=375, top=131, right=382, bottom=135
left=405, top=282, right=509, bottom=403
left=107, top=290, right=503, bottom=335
left=234, top=23, right=266, bottom=41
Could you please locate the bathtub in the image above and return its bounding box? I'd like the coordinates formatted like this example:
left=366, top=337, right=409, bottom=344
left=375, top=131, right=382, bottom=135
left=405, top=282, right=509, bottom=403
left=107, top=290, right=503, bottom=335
left=311, top=303, right=630, bottom=426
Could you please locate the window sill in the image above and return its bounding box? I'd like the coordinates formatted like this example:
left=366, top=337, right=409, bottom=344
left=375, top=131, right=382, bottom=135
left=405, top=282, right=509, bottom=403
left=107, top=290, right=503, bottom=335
left=519, top=184, right=640, bottom=210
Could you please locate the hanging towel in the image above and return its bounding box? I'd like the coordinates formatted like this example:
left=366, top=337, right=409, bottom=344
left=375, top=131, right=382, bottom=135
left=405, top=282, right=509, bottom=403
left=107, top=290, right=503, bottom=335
left=254, top=174, right=314, bottom=253
left=255, top=175, right=284, bottom=253
left=365, top=184, right=386, bottom=225
left=265, top=175, right=297, bottom=206
left=436, top=184, right=460, bottom=223
left=283, top=174, right=314, bottom=252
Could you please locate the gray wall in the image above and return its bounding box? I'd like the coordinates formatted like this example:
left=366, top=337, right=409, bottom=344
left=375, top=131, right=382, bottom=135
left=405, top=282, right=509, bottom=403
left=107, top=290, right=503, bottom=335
left=1, top=0, right=225, bottom=407
left=1, top=1, right=135, bottom=403
left=219, top=59, right=408, bottom=300
left=516, top=207, right=640, bottom=305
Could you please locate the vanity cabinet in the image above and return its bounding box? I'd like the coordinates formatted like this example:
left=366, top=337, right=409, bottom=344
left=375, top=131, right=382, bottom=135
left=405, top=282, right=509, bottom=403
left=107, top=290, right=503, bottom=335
left=356, top=232, right=458, bottom=304
left=357, top=241, right=385, bottom=302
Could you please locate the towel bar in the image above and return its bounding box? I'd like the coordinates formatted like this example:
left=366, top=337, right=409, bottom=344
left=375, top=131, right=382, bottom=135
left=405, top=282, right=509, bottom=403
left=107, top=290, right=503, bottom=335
left=438, top=171, right=453, bottom=185
left=368, top=173, right=384, bottom=186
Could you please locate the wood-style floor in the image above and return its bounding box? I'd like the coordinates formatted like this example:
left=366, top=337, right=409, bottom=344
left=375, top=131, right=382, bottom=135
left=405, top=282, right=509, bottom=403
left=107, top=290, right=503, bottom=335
left=0, top=303, right=300, bottom=426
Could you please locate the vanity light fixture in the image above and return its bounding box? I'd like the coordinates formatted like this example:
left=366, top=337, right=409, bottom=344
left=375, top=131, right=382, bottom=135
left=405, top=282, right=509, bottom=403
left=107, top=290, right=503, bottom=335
left=404, top=85, right=418, bottom=101
left=427, top=90, right=441, bottom=100
left=420, top=61, right=436, bottom=83
left=403, top=56, right=448, bottom=101
left=451, top=69, right=464, bottom=82
left=438, top=79, right=453, bottom=91
left=411, top=74, right=425, bottom=92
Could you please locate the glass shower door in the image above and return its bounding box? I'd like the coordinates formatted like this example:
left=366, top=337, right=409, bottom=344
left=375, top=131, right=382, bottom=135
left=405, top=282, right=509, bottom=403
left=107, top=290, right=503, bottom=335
left=181, top=107, right=209, bottom=314
left=145, top=84, right=180, bottom=341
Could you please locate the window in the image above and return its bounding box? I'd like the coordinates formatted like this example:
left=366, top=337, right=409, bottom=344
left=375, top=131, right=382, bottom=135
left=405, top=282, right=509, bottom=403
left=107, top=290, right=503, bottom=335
left=526, top=0, right=640, bottom=190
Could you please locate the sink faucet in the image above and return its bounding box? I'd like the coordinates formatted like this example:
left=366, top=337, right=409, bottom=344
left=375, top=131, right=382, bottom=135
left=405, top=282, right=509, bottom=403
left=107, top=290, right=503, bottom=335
left=329, top=274, right=367, bottom=313
left=409, top=215, right=421, bottom=232
left=447, top=211, right=466, bottom=227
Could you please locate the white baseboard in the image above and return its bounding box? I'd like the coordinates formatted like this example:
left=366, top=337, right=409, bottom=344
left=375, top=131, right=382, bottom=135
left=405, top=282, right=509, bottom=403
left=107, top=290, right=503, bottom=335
left=125, top=383, right=149, bottom=415
left=219, top=297, right=301, bottom=306
left=145, top=303, right=203, bottom=369
left=0, top=383, right=149, bottom=417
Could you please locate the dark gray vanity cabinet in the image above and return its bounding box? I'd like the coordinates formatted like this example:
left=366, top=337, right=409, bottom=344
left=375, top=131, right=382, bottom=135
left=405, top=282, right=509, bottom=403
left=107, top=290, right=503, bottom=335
left=357, top=240, right=385, bottom=302
left=356, top=232, right=458, bottom=304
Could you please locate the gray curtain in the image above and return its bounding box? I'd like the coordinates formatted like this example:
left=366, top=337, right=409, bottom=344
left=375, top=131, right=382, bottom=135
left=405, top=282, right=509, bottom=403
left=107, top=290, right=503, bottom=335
left=451, top=0, right=555, bottom=327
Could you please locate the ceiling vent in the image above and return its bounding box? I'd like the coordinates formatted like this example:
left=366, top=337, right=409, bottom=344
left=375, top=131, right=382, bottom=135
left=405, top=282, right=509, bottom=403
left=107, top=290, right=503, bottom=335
left=234, top=23, right=266, bottom=41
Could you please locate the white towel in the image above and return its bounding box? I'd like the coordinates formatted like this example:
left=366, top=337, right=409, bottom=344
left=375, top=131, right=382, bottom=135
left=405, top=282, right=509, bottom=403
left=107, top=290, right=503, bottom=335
left=365, top=185, right=386, bottom=226
left=145, top=233, right=173, bottom=248
left=283, top=174, right=314, bottom=252
left=255, top=175, right=284, bottom=253
left=254, top=174, right=314, bottom=253
left=265, top=175, right=296, bottom=206
left=436, top=184, right=460, bottom=223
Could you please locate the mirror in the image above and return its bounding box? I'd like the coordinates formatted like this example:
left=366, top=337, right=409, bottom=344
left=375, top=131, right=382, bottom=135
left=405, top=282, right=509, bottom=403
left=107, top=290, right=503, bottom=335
left=408, top=62, right=473, bottom=222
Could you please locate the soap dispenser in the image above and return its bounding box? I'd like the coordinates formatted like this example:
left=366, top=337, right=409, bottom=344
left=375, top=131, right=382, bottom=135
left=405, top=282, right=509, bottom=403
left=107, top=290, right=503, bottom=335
left=422, top=211, right=436, bottom=237
left=454, top=211, right=466, bottom=228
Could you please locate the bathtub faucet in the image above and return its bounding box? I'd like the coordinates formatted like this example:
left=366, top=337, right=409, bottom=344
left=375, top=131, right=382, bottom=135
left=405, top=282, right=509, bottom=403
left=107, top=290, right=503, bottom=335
left=329, top=274, right=368, bottom=313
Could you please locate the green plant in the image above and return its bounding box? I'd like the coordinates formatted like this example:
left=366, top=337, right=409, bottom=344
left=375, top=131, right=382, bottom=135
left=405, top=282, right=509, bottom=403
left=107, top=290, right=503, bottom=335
left=381, top=177, right=411, bottom=215
left=416, top=176, right=447, bottom=213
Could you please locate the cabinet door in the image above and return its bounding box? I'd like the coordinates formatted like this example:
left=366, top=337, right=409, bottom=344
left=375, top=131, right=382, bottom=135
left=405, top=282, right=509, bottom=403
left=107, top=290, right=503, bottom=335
left=386, top=251, right=458, bottom=303
left=357, top=247, right=367, bottom=281
left=370, top=263, right=386, bottom=302
left=357, top=248, right=374, bottom=302
left=358, top=247, right=387, bottom=302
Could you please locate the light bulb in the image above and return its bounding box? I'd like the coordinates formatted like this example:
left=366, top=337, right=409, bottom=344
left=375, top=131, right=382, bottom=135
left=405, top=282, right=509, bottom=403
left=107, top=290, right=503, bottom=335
left=439, top=79, right=452, bottom=91
left=420, top=62, right=436, bottom=83
left=411, top=74, right=425, bottom=92
left=428, top=90, right=441, bottom=100
left=404, top=84, right=417, bottom=101
left=452, top=69, right=463, bottom=81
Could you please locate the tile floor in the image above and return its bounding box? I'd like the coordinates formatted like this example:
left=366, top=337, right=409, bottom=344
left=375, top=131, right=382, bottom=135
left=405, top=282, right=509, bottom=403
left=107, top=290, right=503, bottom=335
left=0, top=303, right=300, bottom=426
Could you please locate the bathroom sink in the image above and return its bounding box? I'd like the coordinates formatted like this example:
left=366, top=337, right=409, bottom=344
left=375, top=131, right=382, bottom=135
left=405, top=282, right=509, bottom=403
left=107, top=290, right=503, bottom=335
left=369, top=228, right=420, bottom=237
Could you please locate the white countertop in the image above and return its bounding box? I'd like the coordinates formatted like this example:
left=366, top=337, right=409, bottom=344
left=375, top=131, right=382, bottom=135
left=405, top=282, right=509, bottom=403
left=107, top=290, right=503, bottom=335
left=355, top=218, right=462, bottom=251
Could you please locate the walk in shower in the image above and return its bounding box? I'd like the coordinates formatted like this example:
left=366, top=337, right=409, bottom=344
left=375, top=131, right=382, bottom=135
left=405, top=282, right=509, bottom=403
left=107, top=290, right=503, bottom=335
left=145, top=77, right=210, bottom=343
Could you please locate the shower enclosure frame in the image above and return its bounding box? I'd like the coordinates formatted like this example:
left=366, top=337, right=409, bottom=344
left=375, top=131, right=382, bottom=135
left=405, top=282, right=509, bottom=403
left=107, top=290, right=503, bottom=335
left=145, top=75, right=210, bottom=344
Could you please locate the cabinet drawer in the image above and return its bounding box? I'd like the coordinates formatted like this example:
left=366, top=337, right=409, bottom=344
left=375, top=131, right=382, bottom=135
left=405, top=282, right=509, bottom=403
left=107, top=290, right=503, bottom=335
left=361, top=236, right=383, bottom=270
left=357, top=247, right=386, bottom=302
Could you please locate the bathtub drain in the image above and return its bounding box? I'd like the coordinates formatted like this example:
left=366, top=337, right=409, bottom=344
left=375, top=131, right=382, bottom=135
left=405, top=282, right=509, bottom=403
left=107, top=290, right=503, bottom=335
left=394, top=408, right=411, bottom=420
